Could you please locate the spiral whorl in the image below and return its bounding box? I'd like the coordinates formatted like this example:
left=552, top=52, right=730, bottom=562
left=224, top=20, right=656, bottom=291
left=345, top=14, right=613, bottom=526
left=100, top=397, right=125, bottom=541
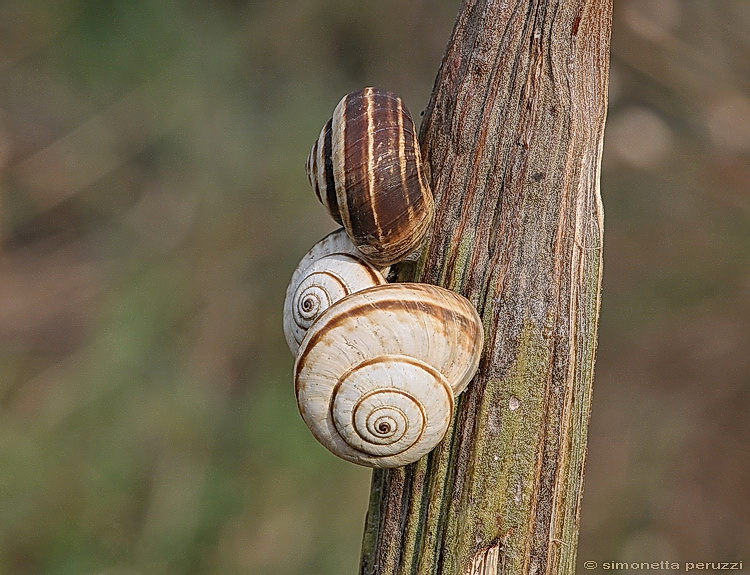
left=283, top=229, right=387, bottom=354
left=330, top=356, right=453, bottom=462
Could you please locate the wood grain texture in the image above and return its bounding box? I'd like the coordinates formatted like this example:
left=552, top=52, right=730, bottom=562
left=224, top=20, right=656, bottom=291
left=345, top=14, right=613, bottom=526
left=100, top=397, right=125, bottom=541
left=360, top=0, right=611, bottom=573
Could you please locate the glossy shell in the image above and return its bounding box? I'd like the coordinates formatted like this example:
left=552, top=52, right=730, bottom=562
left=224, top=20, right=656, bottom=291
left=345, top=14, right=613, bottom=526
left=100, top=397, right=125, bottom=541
left=283, top=229, right=388, bottom=354
left=294, top=283, right=484, bottom=468
left=306, top=87, right=434, bottom=266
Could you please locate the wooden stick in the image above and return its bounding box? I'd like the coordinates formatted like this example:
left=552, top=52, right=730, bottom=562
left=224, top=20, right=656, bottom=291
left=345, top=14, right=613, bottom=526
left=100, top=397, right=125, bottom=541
left=360, top=1, right=611, bottom=573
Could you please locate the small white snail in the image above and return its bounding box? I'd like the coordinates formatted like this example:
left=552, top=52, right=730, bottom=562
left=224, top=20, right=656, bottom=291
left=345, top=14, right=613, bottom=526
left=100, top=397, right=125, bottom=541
left=283, top=228, right=388, bottom=354
left=294, top=283, right=483, bottom=468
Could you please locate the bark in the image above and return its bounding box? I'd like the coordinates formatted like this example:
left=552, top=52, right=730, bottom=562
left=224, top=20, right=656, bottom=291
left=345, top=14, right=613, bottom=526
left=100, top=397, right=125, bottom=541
left=360, top=1, right=611, bottom=574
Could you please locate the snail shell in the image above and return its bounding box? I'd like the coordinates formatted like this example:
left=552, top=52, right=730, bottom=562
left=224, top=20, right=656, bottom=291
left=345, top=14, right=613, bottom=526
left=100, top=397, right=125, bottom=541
left=306, top=87, right=434, bottom=267
left=295, top=283, right=483, bottom=468
left=283, top=228, right=388, bottom=354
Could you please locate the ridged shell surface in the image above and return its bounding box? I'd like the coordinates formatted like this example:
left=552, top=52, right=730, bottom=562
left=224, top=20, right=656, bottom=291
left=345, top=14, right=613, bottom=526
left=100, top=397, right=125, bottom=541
left=294, top=283, right=483, bottom=468
left=283, top=229, right=387, bottom=354
left=306, top=87, right=434, bottom=266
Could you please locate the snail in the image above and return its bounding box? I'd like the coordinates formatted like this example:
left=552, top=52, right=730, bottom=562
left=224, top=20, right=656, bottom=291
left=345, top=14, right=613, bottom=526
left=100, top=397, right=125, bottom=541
left=306, top=87, right=434, bottom=267
left=283, top=228, right=388, bottom=354
left=294, top=283, right=483, bottom=468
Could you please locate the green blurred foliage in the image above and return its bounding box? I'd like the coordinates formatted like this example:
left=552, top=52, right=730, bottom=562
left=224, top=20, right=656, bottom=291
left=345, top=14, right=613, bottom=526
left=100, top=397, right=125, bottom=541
left=0, top=0, right=748, bottom=573
left=582, top=0, right=750, bottom=566
left=0, top=0, right=458, bottom=573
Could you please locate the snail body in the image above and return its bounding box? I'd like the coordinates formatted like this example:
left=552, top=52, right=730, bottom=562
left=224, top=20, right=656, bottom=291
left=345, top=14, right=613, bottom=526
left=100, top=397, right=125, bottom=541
left=306, top=87, right=434, bottom=266
left=295, top=283, right=483, bottom=468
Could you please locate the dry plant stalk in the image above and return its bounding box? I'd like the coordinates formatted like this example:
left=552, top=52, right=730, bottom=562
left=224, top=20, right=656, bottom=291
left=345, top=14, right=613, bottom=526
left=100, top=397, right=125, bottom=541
left=360, top=1, right=612, bottom=574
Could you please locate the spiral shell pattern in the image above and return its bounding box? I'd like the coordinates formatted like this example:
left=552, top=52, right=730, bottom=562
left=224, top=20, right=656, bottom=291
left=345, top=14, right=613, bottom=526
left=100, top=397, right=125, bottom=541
left=295, top=283, right=483, bottom=468
left=306, top=87, right=434, bottom=266
left=330, top=356, right=453, bottom=461
left=283, top=229, right=387, bottom=354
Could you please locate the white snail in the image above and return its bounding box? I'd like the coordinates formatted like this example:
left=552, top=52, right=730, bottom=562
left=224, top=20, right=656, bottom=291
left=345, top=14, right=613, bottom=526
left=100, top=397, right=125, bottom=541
left=294, top=283, right=483, bottom=468
left=283, top=228, right=389, bottom=354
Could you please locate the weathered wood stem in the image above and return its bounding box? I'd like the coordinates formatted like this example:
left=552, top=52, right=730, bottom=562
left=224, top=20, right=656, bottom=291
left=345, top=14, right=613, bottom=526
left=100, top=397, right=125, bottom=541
left=360, top=1, right=611, bottom=574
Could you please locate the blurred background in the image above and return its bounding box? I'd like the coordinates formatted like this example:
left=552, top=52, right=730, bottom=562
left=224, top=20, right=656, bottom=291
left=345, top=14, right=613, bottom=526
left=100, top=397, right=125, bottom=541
left=0, top=1, right=747, bottom=573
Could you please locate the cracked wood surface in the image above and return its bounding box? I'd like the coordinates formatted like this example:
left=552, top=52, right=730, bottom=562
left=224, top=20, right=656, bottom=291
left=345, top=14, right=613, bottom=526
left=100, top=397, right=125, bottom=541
left=360, top=1, right=611, bottom=574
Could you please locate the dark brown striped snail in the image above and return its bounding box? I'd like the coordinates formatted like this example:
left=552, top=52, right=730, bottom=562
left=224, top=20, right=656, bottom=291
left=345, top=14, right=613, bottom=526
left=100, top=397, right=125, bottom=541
left=306, top=87, right=434, bottom=267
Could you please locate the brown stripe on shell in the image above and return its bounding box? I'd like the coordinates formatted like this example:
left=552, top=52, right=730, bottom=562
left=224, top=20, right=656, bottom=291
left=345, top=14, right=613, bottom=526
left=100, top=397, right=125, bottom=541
left=294, top=285, right=481, bottom=388
left=308, top=136, right=321, bottom=202
left=321, top=119, right=341, bottom=224
left=396, top=97, right=412, bottom=225
left=317, top=252, right=388, bottom=290
left=367, top=92, right=404, bottom=249
left=372, top=95, right=432, bottom=263
left=342, top=88, right=379, bottom=245
left=343, top=253, right=387, bottom=286
left=331, top=354, right=452, bottom=399
left=359, top=90, right=433, bottom=265
left=331, top=94, right=350, bottom=229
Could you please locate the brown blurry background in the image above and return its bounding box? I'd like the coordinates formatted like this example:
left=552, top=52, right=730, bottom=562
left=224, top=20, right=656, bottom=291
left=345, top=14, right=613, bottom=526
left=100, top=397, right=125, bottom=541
left=0, top=1, right=747, bottom=574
